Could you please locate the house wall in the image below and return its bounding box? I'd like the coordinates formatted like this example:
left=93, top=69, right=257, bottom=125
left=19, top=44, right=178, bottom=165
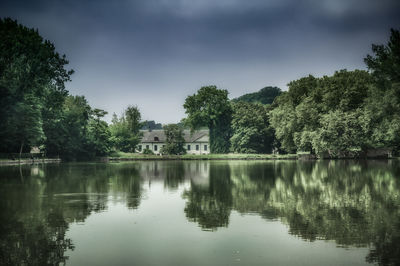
left=184, top=142, right=210, bottom=155
left=136, top=142, right=210, bottom=155
left=137, top=142, right=165, bottom=155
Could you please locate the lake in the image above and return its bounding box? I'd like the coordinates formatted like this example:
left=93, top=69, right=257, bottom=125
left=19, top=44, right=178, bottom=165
left=0, top=160, right=399, bottom=265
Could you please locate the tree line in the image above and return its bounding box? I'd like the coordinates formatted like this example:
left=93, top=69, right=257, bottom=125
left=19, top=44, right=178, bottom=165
left=0, top=18, right=142, bottom=160
left=184, top=29, right=400, bottom=157
left=1, top=17, right=399, bottom=159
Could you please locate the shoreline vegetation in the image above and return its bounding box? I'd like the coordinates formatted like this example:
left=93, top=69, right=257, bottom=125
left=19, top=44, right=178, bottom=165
left=0, top=158, right=61, bottom=165
left=107, top=152, right=298, bottom=161
left=1, top=18, right=399, bottom=161
left=2, top=152, right=398, bottom=165
left=105, top=151, right=396, bottom=161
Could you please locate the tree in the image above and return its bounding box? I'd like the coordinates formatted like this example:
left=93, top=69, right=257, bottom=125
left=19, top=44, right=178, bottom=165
left=361, top=84, right=400, bottom=151
left=109, top=106, right=142, bottom=152
left=269, top=92, right=299, bottom=153
left=270, top=70, right=372, bottom=156
left=141, top=120, right=162, bottom=130
left=41, top=84, right=69, bottom=157
left=232, top=86, right=282, bottom=105
left=230, top=102, right=274, bottom=153
left=362, top=28, right=400, bottom=153
left=13, top=95, right=45, bottom=159
left=160, top=124, right=186, bottom=155
left=0, top=18, right=73, bottom=154
left=125, top=106, right=141, bottom=136
left=59, top=95, right=91, bottom=160
left=87, top=109, right=112, bottom=157
left=183, top=85, right=232, bottom=153
left=313, top=109, right=365, bottom=156
left=364, top=28, right=400, bottom=87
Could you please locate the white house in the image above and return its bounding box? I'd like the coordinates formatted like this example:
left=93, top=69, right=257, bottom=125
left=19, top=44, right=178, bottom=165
left=137, top=129, right=210, bottom=155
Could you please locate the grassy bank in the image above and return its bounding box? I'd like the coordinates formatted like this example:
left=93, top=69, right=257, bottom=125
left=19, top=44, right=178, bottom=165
left=0, top=158, right=61, bottom=165
left=107, top=152, right=298, bottom=161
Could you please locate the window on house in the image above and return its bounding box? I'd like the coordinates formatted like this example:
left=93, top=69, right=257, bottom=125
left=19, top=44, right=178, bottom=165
left=154, top=136, right=159, bottom=141
left=154, top=145, right=158, bottom=151
left=146, top=145, right=149, bottom=150
left=138, top=145, right=142, bottom=151
left=187, top=145, right=191, bottom=151
left=204, top=145, right=207, bottom=151
left=196, top=145, right=199, bottom=151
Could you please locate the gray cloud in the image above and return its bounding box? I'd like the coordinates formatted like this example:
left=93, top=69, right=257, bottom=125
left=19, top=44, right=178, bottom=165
left=1, top=0, right=399, bottom=123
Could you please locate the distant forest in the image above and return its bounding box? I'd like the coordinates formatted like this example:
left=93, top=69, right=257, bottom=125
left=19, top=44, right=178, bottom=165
left=141, top=120, right=163, bottom=130
left=232, top=86, right=282, bottom=105
left=1, top=17, right=399, bottom=159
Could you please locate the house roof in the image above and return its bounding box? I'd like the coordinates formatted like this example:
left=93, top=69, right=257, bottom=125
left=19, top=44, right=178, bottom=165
left=140, top=129, right=209, bottom=143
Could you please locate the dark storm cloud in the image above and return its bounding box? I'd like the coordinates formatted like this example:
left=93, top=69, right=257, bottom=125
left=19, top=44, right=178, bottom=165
left=1, top=0, right=399, bottom=123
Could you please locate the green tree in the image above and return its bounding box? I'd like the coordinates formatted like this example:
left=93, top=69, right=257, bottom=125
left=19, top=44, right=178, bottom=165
left=361, top=85, right=400, bottom=151
left=364, top=28, right=400, bottom=87
left=13, top=95, right=45, bottom=158
left=363, top=28, right=400, bottom=153
left=230, top=102, right=274, bottom=153
left=0, top=18, right=73, bottom=154
left=87, top=109, right=112, bottom=157
left=183, top=85, right=232, bottom=153
left=41, top=84, right=69, bottom=157
left=59, top=95, right=91, bottom=160
left=270, top=70, right=372, bottom=155
left=313, top=109, right=365, bottom=156
left=109, top=106, right=142, bottom=152
left=160, top=124, right=186, bottom=155
left=125, top=105, right=141, bottom=136
left=232, top=86, right=282, bottom=105
left=269, top=92, right=298, bottom=153
left=141, top=120, right=162, bottom=130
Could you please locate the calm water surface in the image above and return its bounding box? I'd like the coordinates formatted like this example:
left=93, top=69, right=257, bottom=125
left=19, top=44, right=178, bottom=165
left=1, top=160, right=399, bottom=265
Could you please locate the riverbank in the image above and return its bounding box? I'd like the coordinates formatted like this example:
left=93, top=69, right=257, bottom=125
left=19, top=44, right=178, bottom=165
left=0, top=158, right=61, bottom=165
left=2, top=153, right=396, bottom=165
left=105, top=151, right=397, bottom=161
left=105, top=153, right=298, bottom=161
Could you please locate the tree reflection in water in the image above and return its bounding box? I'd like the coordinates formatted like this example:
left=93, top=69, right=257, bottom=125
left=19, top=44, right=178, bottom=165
left=0, top=160, right=399, bottom=265
left=0, top=163, right=144, bottom=265
left=182, top=160, right=400, bottom=265
left=0, top=166, right=75, bottom=265
left=183, top=163, right=232, bottom=231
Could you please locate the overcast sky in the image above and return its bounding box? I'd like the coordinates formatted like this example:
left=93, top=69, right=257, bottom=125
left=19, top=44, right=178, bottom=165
left=1, top=0, right=399, bottom=123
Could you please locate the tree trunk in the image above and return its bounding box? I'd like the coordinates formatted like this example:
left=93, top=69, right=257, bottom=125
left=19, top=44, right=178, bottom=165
left=19, top=140, right=24, bottom=163
left=19, top=164, right=24, bottom=182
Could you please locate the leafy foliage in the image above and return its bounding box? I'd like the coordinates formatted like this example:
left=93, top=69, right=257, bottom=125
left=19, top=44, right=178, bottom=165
left=109, top=106, right=142, bottom=152
left=232, top=86, right=282, bottom=105
left=183, top=85, right=232, bottom=153
left=230, top=102, right=275, bottom=153
left=270, top=70, right=373, bottom=155
left=2, top=18, right=399, bottom=159
left=87, top=109, right=112, bottom=157
left=364, top=28, right=400, bottom=86
left=0, top=19, right=114, bottom=160
left=0, top=18, right=73, bottom=155
left=142, top=148, right=154, bottom=155
left=363, top=29, right=400, bottom=153
left=56, top=95, right=91, bottom=160
left=141, top=120, right=162, bottom=130
left=269, top=29, right=400, bottom=157
left=160, top=124, right=186, bottom=155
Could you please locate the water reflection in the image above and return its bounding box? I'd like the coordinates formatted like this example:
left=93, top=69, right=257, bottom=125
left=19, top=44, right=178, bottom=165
left=0, top=160, right=399, bottom=265
left=183, top=163, right=232, bottom=230
left=182, top=160, right=400, bottom=265
left=0, top=166, right=75, bottom=265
